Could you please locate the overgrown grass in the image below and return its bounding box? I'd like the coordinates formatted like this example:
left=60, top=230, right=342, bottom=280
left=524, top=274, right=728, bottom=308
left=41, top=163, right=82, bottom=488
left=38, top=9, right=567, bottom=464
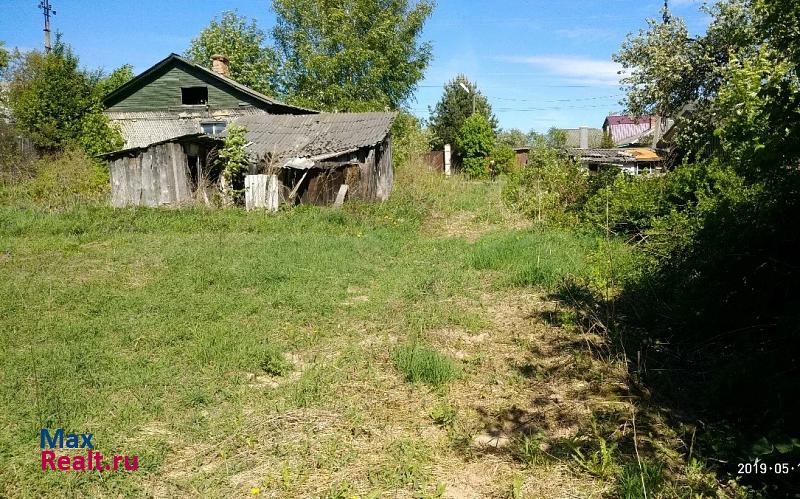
left=468, top=229, right=598, bottom=289
left=392, top=342, right=459, bottom=388
left=0, top=158, right=733, bottom=496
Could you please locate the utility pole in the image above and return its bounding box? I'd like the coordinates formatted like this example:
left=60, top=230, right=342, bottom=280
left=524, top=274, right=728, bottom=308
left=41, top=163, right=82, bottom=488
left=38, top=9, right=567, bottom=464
left=458, top=81, right=476, bottom=115
left=39, top=0, right=56, bottom=53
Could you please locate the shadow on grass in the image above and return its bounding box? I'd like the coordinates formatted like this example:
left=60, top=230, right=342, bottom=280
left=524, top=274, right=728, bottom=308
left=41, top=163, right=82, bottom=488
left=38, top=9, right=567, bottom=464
left=543, top=188, right=800, bottom=496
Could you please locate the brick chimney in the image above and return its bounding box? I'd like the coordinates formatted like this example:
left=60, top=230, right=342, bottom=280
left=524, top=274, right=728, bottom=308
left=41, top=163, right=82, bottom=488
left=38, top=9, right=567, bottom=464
left=211, top=55, right=230, bottom=77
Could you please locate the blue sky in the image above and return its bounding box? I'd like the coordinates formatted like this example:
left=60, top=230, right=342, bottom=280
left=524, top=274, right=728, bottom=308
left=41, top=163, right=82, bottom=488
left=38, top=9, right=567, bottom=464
left=0, top=0, right=710, bottom=132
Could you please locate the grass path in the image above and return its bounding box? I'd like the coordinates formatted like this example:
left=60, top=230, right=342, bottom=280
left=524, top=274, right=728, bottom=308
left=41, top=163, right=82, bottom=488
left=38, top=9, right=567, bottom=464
left=1, top=167, right=648, bottom=497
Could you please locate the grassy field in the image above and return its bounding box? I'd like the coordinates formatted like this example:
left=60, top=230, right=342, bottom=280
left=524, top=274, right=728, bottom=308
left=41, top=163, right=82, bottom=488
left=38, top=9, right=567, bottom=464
left=0, top=165, right=718, bottom=497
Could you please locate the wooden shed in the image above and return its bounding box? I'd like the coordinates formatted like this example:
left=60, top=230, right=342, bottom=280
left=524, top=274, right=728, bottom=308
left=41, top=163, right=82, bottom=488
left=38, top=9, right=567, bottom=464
left=233, top=112, right=396, bottom=205
left=103, top=112, right=396, bottom=208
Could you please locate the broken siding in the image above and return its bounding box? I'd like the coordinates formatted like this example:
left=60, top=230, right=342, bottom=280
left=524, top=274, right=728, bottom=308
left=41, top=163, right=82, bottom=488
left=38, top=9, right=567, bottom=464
left=106, top=108, right=264, bottom=149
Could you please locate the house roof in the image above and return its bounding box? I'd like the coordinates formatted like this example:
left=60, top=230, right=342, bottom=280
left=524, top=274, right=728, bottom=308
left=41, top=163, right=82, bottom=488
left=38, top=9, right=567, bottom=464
left=604, top=115, right=653, bottom=127
left=231, top=112, right=397, bottom=161
left=102, top=53, right=316, bottom=114
left=102, top=111, right=397, bottom=165
left=568, top=147, right=663, bottom=164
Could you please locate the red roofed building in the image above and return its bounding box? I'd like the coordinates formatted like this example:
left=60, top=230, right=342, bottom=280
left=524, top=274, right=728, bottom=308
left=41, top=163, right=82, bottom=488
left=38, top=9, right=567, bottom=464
left=602, top=115, right=659, bottom=146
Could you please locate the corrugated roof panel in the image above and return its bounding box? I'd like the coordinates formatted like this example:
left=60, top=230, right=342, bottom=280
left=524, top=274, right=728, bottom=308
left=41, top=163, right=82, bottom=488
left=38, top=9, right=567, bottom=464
left=231, top=112, right=396, bottom=160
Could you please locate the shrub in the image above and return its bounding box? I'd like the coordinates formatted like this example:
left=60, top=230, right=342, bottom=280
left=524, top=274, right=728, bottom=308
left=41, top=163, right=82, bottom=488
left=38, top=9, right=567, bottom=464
left=393, top=343, right=459, bottom=387
left=582, top=173, right=667, bottom=238
left=503, top=143, right=588, bottom=226
left=490, top=142, right=517, bottom=174
left=456, top=113, right=495, bottom=179
left=391, top=111, right=431, bottom=169
left=4, top=149, right=110, bottom=208
left=256, top=345, right=291, bottom=376
left=216, top=124, right=249, bottom=205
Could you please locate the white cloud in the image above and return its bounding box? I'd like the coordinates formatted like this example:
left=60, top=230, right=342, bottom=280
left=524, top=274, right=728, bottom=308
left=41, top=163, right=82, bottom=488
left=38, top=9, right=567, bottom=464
left=499, top=55, right=624, bottom=87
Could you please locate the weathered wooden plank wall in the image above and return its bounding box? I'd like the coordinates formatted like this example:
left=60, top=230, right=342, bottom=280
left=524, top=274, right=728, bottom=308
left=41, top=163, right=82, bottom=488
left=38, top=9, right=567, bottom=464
left=109, top=142, right=193, bottom=207
left=376, top=137, right=393, bottom=201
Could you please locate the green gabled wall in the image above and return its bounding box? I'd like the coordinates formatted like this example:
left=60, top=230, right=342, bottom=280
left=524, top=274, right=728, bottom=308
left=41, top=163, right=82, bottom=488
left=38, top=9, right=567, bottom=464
left=105, top=63, right=267, bottom=113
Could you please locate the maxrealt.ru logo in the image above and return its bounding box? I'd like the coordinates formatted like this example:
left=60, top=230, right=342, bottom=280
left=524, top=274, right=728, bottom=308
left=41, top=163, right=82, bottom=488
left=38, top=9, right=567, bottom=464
left=40, top=429, right=138, bottom=472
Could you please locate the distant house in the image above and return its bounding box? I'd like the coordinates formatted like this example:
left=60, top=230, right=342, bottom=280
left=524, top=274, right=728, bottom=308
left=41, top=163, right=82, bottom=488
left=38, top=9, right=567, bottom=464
left=567, top=147, right=664, bottom=175
left=602, top=115, right=673, bottom=147
left=102, top=53, right=395, bottom=208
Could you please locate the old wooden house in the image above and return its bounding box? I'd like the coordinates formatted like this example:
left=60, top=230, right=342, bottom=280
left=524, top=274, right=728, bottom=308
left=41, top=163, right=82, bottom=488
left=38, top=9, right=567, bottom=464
left=101, top=54, right=395, bottom=208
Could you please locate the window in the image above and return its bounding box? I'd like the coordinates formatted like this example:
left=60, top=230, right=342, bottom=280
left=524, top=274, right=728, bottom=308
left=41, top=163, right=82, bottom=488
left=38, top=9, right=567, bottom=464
left=181, top=87, right=208, bottom=105
left=200, top=121, right=227, bottom=135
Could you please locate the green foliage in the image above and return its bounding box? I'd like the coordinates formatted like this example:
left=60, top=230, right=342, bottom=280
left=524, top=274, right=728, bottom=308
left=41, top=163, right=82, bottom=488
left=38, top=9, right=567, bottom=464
left=490, top=143, right=517, bottom=175
left=572, top=433, right=618, bottom=479
left=2, top=149, right=110, bottom=209
left=256, top=345, right=291, bottom=376
left=391, top=111, right=430, bottom=169
left=582, top=174, right=668, bottom=237
left=428, top=75, right=497, bottom=150
left=6, top=38, right=124, bottom=155
left=0, top=41, right=9, bottom=74
left=513, top=432, right=551, bottom=466
left=429, top=402, right=456, bottom=427
left=7, top=41, right=93, bottom=151
left=503, top=143, right=587, bottom=225
left=77, top=105, right=124, bottom=157
left=616, top=461, right=664, bottom=499
left=393, top=343, right=459, bottom=388
left=600, top=131, right=615, bottom=149
left=186, top=11, right=278, bottom=96
left=216, top=124, right=249, bottom=205
left=92, top=64, right=134, bottom=99
left=496, top=128, right=529, bottom=148
left=455, top=113, right=495, bottom=179
left=272, top=0, right=433, bottom=111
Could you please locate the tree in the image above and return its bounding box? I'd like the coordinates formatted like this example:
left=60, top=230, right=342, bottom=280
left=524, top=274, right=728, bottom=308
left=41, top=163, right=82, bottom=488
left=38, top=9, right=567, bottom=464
left=272, top=0, right=433, bottom=112
left=0, top=41, right=8, bottom=75
left=428, top=75, right=497, bottom=150
left=455, top=113, right=495, bottom=178
left=497, top=128, right=529, bottom=148
left=8, top=41, right=93, bottom=151
left=187, top=11, right=277, bottom=96
left=7, top=38, right=122, bottom=154
left=92, top=64, right=134, bottom=99
left=614, top=0, right=758, bottom=156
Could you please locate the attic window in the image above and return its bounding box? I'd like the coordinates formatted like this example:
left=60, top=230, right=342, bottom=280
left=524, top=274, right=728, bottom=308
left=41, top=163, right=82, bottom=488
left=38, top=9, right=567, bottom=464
left=181, top=86, right=208, bottom=105
left=201, top=121, right=226, bottom=135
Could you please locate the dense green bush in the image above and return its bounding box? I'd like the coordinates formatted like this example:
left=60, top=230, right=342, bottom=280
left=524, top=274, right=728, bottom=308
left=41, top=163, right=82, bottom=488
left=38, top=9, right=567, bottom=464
left=6, top=39, right=126, bottom=155
left=455, top=114, right=494, bottom=178
left=503, top=143, right=587, bottom=225
left=490, top=142, right=517, bottom=174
